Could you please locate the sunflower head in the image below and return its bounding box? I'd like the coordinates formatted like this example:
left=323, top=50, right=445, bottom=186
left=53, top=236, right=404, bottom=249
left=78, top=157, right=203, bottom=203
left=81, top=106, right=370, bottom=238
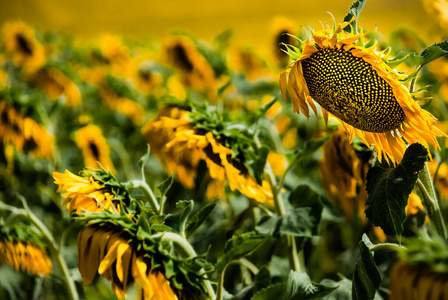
left=279, top=16, right=446, bottom=164
left=1, top=21, right=46, bottom=73
left=269, top=16, right=297, bottom=65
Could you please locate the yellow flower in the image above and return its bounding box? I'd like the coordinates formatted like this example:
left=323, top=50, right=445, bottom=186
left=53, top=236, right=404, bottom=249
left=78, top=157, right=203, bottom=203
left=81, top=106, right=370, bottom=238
left=267, top=152, right=286, bottom=177
left=96, top=34, right=133, bottom=77
left=73, top=124, right=116, bottom=174
left=0, top=240, right=52, bottom=276
left=100, top=84, right=144, bottom=126
left=279, top=18, right=445, bottom=164
left=269, top=16, right=297, bottom=66
left=319, top=127, right=370, bottom=222
left=133, top=62, right=163, bottom=96
left=163, top=36, right=217, bottom=100
left=428, top=159, right=448, bottom=201
left=142, top=106, right=201, bottom=189
left=53, top=169, right=117, bottom=214
left=389, top=260, right=448, bottom=299
left=1, top=21, right=46, bottom=73
left=0, top=100, right=54, bottom=158
left=77, top=225, right=179, bottom=300
left=227, top=47, right=268, bottom=80
left=406, top=193, right=424, bottom=216
left=31, top=67, right=82, bottom=106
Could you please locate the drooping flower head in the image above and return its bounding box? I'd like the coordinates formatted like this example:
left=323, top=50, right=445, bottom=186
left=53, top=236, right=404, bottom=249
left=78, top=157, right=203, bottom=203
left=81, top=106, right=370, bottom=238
left=53, top=168, right=125, bottom=214
left=280, top=16, right=446, bottom=164
left=0, top=224, right=53, bottom=276
left=73, top=124, right=116, bottom=174
left=0, top=98, right=54, bottom=158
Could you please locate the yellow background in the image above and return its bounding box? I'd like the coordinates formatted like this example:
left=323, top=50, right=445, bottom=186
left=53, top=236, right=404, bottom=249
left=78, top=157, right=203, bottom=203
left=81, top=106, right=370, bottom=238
left=0, top=0, right=438, bottom=54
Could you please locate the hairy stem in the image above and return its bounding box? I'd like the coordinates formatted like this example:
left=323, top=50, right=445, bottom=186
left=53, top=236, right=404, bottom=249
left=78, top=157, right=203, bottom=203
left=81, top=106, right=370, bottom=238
left=126, top=179, right=160, bottom=213
left=416, top=164, right=447, bottom=239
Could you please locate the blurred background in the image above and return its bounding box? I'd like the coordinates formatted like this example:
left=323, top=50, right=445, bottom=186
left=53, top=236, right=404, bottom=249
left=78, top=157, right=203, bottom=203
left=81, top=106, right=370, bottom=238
left=0, top=0, right=440, bottom=56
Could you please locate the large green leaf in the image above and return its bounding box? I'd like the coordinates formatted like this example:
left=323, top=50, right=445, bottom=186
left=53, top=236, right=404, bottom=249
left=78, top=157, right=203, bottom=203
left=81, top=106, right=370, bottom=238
left=352, top=235, right=382, bottom=300
left=185, top=200, right=217, bottom=238
left=343, top=0, right=367, bottom=33
left=365, top=143, right=428, bottom=236
left=215, top=232, right=266, bottom=272
left=257, top=184, right=323, bottom=237
left=409, top=40, right=448, bottom=68
left=251, top=271, right=338, bottom=300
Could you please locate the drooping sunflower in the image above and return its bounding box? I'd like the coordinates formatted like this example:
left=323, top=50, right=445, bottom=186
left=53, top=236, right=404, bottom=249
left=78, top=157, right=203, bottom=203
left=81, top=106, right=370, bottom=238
left=31, top=67, right=82, bottom=106
left=1, top=21, right=46, bottom=73
left=163, top=36, right=217, bottom=98
left=142, top=105, right=273, bottom=204
left=0, top=239, right=52, bottom=276
left=77, top=225, right=180, bottom=299
left=280, top=17, right=446, bottom=164
left=73, top=124, right=116, bottom=173
left=141, top=105, right=202, bottom=189
left=53, top=169, right=118, bottom=214
left=389, top=260, right=448, bottom=299
left=0, top=99, right=54, bottom=158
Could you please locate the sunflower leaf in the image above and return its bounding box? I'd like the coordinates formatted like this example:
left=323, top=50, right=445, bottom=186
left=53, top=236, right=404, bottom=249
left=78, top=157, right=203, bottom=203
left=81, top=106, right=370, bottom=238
left=185, top=200, right=217, bottom=238
left=343, top=0, right=367, bottom=34
left=409, top=40, right=448, bottom=68
left=251, top=271, right=338, bottom=300
left=215, top=232, right=266, bottom=272
left=352, top=234, right=382, bottom=300
left=365, top=143, right=428, bottom=236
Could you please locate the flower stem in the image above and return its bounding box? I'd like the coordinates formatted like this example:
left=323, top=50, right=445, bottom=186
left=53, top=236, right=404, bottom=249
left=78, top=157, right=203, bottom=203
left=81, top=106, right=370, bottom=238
left=265, top=164, right=301, bottom=272
left=216, top=264, right=227, bottom=300
left=127, top=179, right=160, bottom=213
left=416, top=164, right=447, bottom=239
left=154, top=232, right=216, bottom=299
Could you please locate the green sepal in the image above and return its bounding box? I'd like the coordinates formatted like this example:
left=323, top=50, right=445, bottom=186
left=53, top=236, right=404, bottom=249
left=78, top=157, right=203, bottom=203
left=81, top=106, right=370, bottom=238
left=343, top=0, right=367, bottom=34
left=365, top=143, right=428, bottom=236
left=215, top=232, right=266, bottom=272
left=177, top=200, right=194, bottom=236
left=251, top=270, right=338, bottom=300
left=352, top=234, right=382, bottom=300
left=385, top=52, right=410, bottom=69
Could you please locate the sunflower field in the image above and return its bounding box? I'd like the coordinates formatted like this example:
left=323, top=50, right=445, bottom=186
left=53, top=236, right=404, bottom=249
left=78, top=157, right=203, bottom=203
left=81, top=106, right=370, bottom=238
left=2, top=0, right=448, bottom=299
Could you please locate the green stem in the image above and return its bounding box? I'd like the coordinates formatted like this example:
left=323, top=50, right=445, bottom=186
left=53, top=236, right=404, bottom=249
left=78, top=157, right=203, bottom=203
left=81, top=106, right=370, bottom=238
left=265, top=164, right=301, bottom=272
left=126, top=180, right=160, bottom=213
left=154, top=232, right=216, bottom=299
left=369, top=243, right=405, bottom=252
left=416, top=164, right=447, bottom=239
left=216, top=264, right=227, bottom=300
left=277, top=155, right=301, bottom=191
left=1, top=200, right=79, bottom=300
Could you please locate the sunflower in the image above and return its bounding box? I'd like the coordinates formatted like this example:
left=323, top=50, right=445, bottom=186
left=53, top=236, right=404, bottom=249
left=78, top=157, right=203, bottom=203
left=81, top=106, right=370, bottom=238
left=389, top=260, right=448, bottom=299
left=0, top=100, right=54, bottom=158
left=0, top=239, right=52, bottom=276
left=53, top=169, right=117, bottom=214
left=429, top=159, right=448, bottom=201
left=319, top=127, right=371, bottom=222
left=1, top=21, right=46, bottom=73
left=227, top=47, right=268, bottom=79
left=31, top=67, right=82, bottom=106
left=279, top=18, right=445, bottom=164
left=73, top=124, right=116, bottom=174
left=163, top=36, right=217, bottom=98
left=99, top=83, right=144, bottom=126
left=141, top=105, right=203, bottom=189
left=269, top=16, right=297, bottom=66
left=77, top=225, right=180, bottom=299
left=95, top=34, right=133, bottom=77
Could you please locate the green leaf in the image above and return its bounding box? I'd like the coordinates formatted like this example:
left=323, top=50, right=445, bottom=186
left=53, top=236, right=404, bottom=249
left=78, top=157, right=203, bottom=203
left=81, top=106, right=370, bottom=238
left=157, top=173, right=174, bottom=205
left=343, top=0, right=367, bottom=33
left=185, top=200, right=217, bottom=238
left=246, top=145, right=269, bottom=185
left=251, top=271, right=338, bottom=300
left=295, top=136, right=330, bottom=159
left=365, top=143, right=428, bottom=236
left=254, top=267, right=271, bottom=294
left=409, top=40, right=448, bottom=67
left=320, top=276, right=352, bottom=300
left=215, top=232, right=266, bottom=272
left=352, top=234, right=382, bottom=300
left=176, top=200, right=194, bottom=236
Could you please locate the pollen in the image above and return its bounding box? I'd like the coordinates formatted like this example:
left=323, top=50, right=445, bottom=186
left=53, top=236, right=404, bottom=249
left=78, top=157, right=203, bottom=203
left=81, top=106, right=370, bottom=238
left=301, top=48, right=405, bottom=133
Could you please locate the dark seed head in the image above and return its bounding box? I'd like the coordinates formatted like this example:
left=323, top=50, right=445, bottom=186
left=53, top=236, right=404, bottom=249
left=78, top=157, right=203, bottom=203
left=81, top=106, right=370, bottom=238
left=301, top=47, right=405, bottom=133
